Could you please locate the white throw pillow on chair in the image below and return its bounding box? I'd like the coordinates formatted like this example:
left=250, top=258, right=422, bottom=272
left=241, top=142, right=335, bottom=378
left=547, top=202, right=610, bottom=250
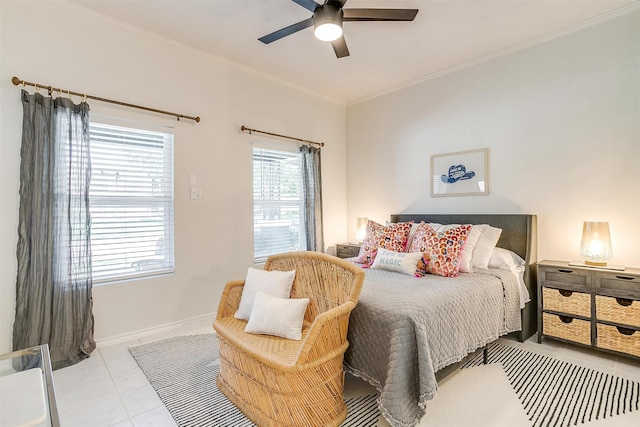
left=244, top=291, right=310, bottom=340
left=234, top=267, right=296, bottom=320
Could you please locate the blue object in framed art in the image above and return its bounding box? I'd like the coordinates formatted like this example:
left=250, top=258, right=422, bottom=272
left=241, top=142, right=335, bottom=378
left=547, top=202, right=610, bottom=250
left=440, top=164, right=476, bottom=183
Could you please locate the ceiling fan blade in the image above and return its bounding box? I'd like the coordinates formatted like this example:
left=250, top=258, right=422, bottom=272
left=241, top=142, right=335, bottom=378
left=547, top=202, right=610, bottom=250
left=258, top=17, right=314, bottom=44
left=331, top=36, right=350, bottom=58
left=292, top=0, right=320, bottom=12
left=343, top=8, right=418, bottom=21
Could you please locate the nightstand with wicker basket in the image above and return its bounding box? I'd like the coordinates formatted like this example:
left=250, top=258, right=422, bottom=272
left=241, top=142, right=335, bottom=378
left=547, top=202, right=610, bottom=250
left=538, top=260, right=640, bottom=359
left=336, top=243, right=361, bottom=259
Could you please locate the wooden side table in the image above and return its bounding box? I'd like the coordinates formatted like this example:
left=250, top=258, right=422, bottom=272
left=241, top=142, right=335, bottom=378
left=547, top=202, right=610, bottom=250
left=537, top=260, right=640, bottom=359
left=336, top=243, right=361, bottom=259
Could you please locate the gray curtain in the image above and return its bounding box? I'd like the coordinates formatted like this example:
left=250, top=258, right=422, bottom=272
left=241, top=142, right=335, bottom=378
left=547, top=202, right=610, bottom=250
left=300, top=145, right=324, bottom=252
left=14, top=90, right=95, bottom=370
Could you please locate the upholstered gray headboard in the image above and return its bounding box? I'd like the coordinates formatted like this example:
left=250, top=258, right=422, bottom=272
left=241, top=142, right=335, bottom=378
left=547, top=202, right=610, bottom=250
left=390, top=213, right=538, bottom=342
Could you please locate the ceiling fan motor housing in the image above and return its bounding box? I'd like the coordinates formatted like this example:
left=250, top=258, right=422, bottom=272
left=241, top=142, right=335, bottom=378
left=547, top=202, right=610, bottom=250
left=314, top=2, right=344, bottom=30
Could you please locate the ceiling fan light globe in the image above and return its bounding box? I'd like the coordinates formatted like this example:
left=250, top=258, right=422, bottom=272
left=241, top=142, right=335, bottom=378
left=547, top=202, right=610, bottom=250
left=314, top=23, right=342, bottom=41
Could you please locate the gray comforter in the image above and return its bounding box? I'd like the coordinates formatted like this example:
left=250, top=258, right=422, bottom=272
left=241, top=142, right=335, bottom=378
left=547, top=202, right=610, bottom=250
left=344, top=267, right=522, bottom=427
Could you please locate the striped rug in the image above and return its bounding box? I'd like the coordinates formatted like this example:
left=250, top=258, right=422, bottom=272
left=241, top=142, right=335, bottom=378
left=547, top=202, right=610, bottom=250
left=463, top=342, right=640, bottom=427
left=129, top=334, right=380, bottom=427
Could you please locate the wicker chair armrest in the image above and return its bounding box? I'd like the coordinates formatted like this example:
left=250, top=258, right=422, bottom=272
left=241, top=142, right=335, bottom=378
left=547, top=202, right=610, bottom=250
left=297, top=301, right=357, bottom=364
left=216, top=279, right=245, bottom=319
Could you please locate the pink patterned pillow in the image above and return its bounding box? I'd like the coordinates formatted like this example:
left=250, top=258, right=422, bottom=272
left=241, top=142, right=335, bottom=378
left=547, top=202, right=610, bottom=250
left=355, top=221, right=413, bottom=264
left=408, top=223, right=472, bottom=277
left=378, top=221, right=413, bottom=253
left=355, top=220, right=385, bottom=264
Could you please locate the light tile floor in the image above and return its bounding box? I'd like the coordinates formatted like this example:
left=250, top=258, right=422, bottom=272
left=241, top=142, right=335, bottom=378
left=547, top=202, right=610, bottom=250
left=53, top=322, right=213, bottom=427
left=52, top=321, right=640, bottom=427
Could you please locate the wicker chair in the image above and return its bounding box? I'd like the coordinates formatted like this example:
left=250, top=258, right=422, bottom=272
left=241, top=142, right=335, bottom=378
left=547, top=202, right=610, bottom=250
left=213, top=251, right=365, bottom=427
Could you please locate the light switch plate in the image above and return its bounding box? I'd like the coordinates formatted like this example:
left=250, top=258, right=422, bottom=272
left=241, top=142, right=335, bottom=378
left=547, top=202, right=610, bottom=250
left=190, top=187, right=202, bottom=199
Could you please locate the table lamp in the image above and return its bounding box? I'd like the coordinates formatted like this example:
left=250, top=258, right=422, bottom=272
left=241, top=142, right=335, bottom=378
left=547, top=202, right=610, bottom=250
left=355, top=217, right=368, bottom=242
left=570, top=221, right=624, bottom=270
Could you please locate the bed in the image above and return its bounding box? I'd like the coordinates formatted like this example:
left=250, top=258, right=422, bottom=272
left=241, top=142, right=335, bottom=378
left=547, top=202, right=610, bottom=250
left=343, top=214, right=537, bottom=427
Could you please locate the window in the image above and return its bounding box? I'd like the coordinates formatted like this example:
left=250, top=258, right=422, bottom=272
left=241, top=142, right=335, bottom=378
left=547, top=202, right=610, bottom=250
left=89, top=123, right=174, bottom=284
left=253, top=145, right=306, bottom=263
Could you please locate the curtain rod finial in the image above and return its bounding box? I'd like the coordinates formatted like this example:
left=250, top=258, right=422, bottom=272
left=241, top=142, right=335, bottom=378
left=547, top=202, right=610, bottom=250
left=12, top=76, right=21, bottom=86
left=196, top=117, right=201, bottom=123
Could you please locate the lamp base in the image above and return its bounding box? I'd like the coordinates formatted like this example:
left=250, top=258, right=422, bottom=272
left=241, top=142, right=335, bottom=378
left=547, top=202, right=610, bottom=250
left=568, top=261, right=626, bottom=271
left=585, top=260, right=608, bottom=267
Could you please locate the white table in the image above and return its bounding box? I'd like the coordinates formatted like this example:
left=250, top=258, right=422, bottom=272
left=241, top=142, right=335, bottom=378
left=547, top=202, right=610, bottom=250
left=0, top=345, right=59, bottom=427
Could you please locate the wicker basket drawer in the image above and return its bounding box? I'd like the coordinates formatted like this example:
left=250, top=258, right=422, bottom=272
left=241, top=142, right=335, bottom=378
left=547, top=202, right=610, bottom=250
left=543, top=287, right=591, bottom=317
left=543, top=312, right=591, bottom=345
left=596, top=295, right=640, bottom=328
left=596, top=323, right=640, bottom=358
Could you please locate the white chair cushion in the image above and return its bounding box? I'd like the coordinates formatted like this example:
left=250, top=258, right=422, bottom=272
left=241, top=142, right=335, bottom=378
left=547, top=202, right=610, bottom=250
left=244, top=291, right=310, bottom=340
left=234, top=267, right=296, bottom=320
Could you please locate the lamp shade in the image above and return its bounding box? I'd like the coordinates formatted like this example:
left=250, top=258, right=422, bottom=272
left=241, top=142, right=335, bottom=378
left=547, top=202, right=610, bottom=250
left=355, top=217, right=368, bottom=242
left=580, top=221, right=612, bottom=266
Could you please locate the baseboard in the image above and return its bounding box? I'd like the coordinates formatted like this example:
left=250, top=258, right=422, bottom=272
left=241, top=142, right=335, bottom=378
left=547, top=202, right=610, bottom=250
left=95, top=312, right=216, bottom=348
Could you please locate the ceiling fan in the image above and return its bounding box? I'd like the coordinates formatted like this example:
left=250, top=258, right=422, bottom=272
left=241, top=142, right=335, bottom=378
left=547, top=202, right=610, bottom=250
left=258, top=0, right=419, bottom=58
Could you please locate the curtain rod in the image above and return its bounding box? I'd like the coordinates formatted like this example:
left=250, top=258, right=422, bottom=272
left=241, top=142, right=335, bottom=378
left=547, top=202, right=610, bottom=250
left=12, top=76, right=200, bottom=123
left=240, top=125, right=324, bottom=147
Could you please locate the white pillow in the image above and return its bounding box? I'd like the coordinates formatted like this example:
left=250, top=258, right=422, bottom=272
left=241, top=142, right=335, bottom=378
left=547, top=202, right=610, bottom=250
left=458, top=225, right=484, bottom=273
left=489, top=247, right=525, bottom=270
left=370, top=248, right=423, bottom=276
left=425, top=223, right=480, bottom=273
left=489, top=247, right=530, bottom=309
left=234, top=267, right=296, bottom=320
left=471, top=225, right=502, bottom=269
left=244, top=292, right=310, bottom=340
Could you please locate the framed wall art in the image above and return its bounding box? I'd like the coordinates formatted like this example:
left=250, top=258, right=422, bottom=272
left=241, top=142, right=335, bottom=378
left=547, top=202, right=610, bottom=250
left=430, top=148, right=489, bottom=197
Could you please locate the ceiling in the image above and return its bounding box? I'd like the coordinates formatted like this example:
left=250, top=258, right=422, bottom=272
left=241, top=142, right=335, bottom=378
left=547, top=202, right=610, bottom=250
left=69, top=0, right=638, bottom=104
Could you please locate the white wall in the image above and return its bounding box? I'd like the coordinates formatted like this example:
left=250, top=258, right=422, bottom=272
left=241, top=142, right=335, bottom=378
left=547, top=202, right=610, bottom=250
left=0, top=1, right=348, bottom=353
left=347, top=11, right=639, bottom=266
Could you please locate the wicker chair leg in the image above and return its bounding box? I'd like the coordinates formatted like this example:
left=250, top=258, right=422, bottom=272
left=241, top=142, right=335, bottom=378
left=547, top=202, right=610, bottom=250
left=216, top=352, right=348, bottom=427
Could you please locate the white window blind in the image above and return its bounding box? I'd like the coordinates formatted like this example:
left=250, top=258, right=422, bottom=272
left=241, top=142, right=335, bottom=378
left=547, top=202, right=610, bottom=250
left=253, top=146, right=306, bottom=264
left=89, top=123, right=174, bottom=284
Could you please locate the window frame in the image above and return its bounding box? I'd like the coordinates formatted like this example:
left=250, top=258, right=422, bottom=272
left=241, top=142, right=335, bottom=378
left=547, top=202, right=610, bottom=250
left=88, top=122, right=175, bottom=285
left=252, top=142, right=306, bottom=264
